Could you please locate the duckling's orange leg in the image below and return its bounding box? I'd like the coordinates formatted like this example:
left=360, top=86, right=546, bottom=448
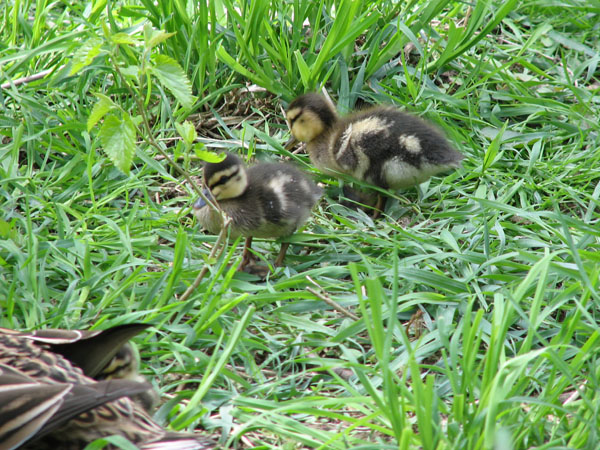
left=240, top=236, right=254, bottom=269
left=274, top=242, right=290, bottom=267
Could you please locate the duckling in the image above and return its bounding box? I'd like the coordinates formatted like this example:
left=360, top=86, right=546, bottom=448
left=193, top=152, right=322, bottom=273
left=0, top=325, right=214, bottom=450
left=100, top=341, right=159, bottom=411
left=286, top=93, right=464, bottom=213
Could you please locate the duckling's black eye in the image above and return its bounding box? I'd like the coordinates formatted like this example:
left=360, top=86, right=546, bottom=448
left=288, top=114, right=301, bottom=126
left=210, top=168, right=239, bottom=189
left=214, top=174, right=233, bottom=186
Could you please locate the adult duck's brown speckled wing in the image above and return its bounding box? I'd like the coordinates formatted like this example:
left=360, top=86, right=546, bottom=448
left=0, top=364, right=152, bottom=450
left=0, top=329, right=216, bottom=450
left=0, top=323, right=150, bottom=378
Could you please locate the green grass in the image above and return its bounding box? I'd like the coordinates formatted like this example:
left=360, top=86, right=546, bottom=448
left=1, top=0, right=600, bottom=449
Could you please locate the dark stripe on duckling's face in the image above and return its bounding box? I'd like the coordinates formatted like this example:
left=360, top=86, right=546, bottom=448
left=288, top=93, right=337, bottom=129
left=286, top=108, right=302, bottom=127
left=206, top=163, right=249, bottom=201
left=208, top=165, right=240, bottom=190
left=98, top=343, right=136, bottom=379
left=287, top=108, right=329, bottom=143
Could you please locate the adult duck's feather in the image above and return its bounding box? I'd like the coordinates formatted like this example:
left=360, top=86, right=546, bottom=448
left=0, top=326, right=214, bottom=450
left=0, top=323, right=150, bottom=378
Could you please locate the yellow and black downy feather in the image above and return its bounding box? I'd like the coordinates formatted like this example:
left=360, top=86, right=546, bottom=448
left=193, top=152, right=321, bottom=271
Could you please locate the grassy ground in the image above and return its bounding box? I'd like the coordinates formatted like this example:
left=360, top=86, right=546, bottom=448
left=1, top=0, right=599, bottom=449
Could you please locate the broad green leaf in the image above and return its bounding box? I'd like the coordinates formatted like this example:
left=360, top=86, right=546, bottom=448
left=120, top=65, right=139, bottom=79
left=99, top=114, right=136, bottom=174
left=147, top=29, right=176, bottom=49
left=175, top=121, right=197, bottom=147
left=516, top=23, right=553, bottom=58
left=428, top=0, right=519, bottom=72
left=70, top=37, right=104, bottom=75
left=216, top=46, right=253, bottom=80
left=111, top=32, right=139, bottom=45
left=401, top=51, right=417, bottom=101
left=130, top=115, right=143, bottom=127
left=194, top=148, right=226, bottom=163
left=149, top=54, right=195, bottom=109
left=87, top=94, right=116, bottom=132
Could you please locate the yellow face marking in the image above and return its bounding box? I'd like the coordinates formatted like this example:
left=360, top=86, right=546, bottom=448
left=207, top=165, right=238, bottom=187
left=208, top=165, right=248, bottom=200
left=286, top=107, right=302, bottom=125
left=399, top=134, right=422, bottom=154
left=287, top=109, right=325, bottom=143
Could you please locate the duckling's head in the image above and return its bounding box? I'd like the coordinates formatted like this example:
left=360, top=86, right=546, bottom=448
left=286, top=93, right=337, bottom=143
left=97, top=343, right=160, bottom=412
left=202, top=152, right=248, bottom=201
left=100, top=342, right=139, bottom=380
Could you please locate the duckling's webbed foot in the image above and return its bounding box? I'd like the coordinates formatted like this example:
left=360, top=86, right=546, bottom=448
left=240, top=236, right=255, bottom=269
left=241, top=263, right=271, bottom=278
left=240, top=242, right=289, bottom=279
left=239, top=237, right=270, bottom=278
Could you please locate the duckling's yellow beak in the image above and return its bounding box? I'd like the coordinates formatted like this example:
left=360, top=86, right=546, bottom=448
left=284, top=135, right=298, bottom=151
